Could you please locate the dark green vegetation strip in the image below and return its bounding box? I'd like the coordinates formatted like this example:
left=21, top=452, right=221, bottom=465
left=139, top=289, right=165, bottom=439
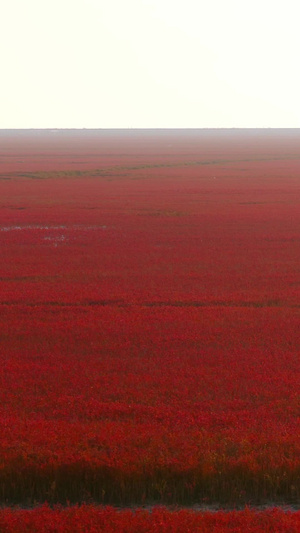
left=1, top=155, right=300, bottom=180
left=0, top=299, right=298, bottom=308
left=1, top=462, right=300, bottom=506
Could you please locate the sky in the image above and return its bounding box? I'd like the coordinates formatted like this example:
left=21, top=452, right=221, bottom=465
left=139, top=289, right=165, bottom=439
left=1, top=0, right=300, bottom=128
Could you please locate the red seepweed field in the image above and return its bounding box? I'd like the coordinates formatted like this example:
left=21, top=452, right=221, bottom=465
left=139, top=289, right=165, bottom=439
left=0, top=505, right=300, bottom=533
left=0, top=129, right=300, bottom=530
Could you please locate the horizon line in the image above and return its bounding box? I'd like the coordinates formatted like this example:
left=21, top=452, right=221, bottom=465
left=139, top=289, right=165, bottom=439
left=1, top=127, right=300, bottom=131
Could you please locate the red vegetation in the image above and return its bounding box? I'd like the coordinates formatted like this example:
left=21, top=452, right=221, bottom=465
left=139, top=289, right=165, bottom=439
left=0, top=130, right=300, bottom=509
left=0, top=505, right=300, bottom=533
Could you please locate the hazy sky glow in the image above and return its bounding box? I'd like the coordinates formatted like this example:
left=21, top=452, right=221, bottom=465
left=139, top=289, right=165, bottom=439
left=1, top=0, right=300, bottom=128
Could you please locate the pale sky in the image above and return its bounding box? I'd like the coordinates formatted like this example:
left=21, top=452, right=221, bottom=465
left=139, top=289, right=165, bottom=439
left=1, top=0, right=300, bottom=128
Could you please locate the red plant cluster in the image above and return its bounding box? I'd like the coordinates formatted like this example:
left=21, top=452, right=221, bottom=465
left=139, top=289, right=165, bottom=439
left=0, top=505, right=300, bottom=533
left=0, top=131, right=300, bottom=513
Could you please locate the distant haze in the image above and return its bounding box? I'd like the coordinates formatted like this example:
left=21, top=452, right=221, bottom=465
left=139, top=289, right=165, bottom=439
left=1, top=0, right=299, bottom=128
